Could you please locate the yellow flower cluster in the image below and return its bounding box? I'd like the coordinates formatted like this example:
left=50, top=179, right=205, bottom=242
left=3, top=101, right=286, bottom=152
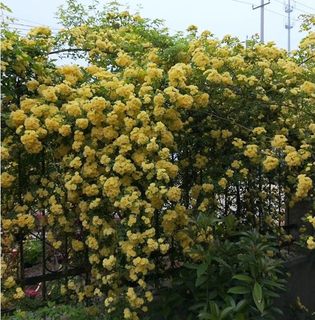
left=307, top=236, right=315, bottom=250
left=72, top=239, right=84, bottom=251
left=1, top=9, right=315, bottom=317
left=263, top=156, right=279, bottom=172
left=285, top=151, right=302, bottom=167
left=1, top=172, right=15, bottom=188
left=102, top=255, right=116, bottom=271
left=244, top=144, right=258, bottom=158
left=306, top=216, right=315, bottom=228
left=296, top=174, right=313, bottom=199
left=271, top=135, right=287, bottom=148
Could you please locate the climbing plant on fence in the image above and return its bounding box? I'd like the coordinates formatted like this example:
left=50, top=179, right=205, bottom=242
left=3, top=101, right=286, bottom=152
left=1, top=1, right=315, bottom=319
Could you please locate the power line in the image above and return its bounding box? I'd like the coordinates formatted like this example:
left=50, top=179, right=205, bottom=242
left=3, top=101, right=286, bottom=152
left=266, top=8, right=287, bottom=17
left=266, top=7, right=300, bottom=21
left=231, top=0, right=254, bottom=6
left=273, top=0, right=313, bottom=13
left=7, top=15, right=61, bottom=30
left=9, top=15, right=48, bottom=26
left=294, top=0, right=315, bottom=11
left=8, top=22, right=60, bottom=31
left=6, top=26, right=59, bottom=35
left=293, top=6, right=311, bottom=14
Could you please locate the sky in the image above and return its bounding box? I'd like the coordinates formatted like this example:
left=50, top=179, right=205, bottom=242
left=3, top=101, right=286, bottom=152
left=4, top=0, right=315, bottom=52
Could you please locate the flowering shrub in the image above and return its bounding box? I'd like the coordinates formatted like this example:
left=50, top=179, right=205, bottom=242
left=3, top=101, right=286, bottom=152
left=1, top=1, right=314, bottom=318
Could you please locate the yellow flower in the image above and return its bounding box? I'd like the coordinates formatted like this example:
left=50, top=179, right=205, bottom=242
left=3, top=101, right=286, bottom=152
left=309, top=123, right=315, bottom=134
left=58, top=125, right=72, bottom=137
left=271, top=135, right=287, bottom=148
left=159, top=243, right=170, bottom=254
left=103, top=177, right=121, bottom=198
left=306, top=216, right=315, bottom=228
left=244, top=144, right=258, bottom=158
left=41, top=87, right=58, bottom=102
left=26, top=80, right=39, bottom=91
left=1, top=172, right=15, bottom=188
left=296, top=174, right=313, bottom=199
left=29, top=26, right=51, bottom=37
left=285, top=151, right=301, bottom=167
left=76, top=118, right=89, bottom=129
left=225, top=169, right=234, bottom=177
left=67, top=280, right=76, bottom=290
left=53, top=241, right=62, bottom=249
left=168, top=63, right=191, bottom=88
left=115, top=51, right=132, bottom=67
left=86, top=236, right=99, bottom=250
left=4, top=276, right=16, bottom=288
left=2, top=219, right=13, bottom=230
left=13, top=287, right=25, bottom=299
left=202, top=183, right=214, bottom=193
left=192, top=50, right=210, bottom=70
left=69, top=157, right=82, bottom=169
left=124, top=308, right=132, bottom=319
left=300, top=81, right=315, bottom=95
left=231, top=160, right=241, bottom=169
left=221, top=130, right=232, bottom=139
left=263, top=156, right=279, bottom=172
left=145, top=291, right=153, bottom=302
left=166, top=187, right=182, bottom=202
left=232, top=138, right=245, bottom=148
left=194, top=154, right=208, bottom=168
left=240, top=168, right=249, bottom=176
left=102, top=255, right=116, bottom=271
left=252, top=127, right=266, bottom=135
left=218, top=178, right=227, bottom=189
left=10, top=110, right=26, bottom=127
left=58, top=65, right=83, bottom=85
left=24, top=116, right=40, bottom=130
left=307, top=236, right=315, bottom=250
left=0, top=146, right=10, bottom=160
left=20, top=130, right=43, bottom=154
left=72, top=239, right=84, bottom=251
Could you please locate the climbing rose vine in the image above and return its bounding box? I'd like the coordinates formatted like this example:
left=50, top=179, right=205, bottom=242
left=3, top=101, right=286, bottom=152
left=1, top=2, right=314, bottom=318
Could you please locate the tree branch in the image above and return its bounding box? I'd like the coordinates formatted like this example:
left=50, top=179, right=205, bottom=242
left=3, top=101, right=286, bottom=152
left=298, top=55, right=315, bottom=66
left=48, top=48, right=90, bottom=55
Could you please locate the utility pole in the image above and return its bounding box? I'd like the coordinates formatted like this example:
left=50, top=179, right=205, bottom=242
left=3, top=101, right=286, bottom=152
left=253, top=0, right=270, bottom=43
left=285, top=0, right=294, bottom=53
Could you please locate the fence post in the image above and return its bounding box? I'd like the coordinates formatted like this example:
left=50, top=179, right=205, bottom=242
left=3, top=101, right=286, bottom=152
left=64, top=233, right=69, bottom=303
left=18, top=233, right=25, bottom=288
left=42, top=214, right=47, bottom=301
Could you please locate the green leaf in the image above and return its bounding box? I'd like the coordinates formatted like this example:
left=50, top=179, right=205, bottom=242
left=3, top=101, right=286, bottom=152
left=232, top=274, right=253, bottom=283
left=195, top=274, right=208, bottom=287
left=220, top=306, right=234, bottom=319
left=212, top=257, right=231, bottom=269
left=209, top=301, right=220, bottom=317
left=185, top=263, right=198, bottom=269
left=235, top=313, right=246, bottom=320
left=197, top=263, right=208, bottom=278
left=235, top=299, right=247, bottom=312
left=198, top=311, right=212, bottom=320
left=252, top=282, right=264, bottom=314
left=228, top=286, right=250, bottom=295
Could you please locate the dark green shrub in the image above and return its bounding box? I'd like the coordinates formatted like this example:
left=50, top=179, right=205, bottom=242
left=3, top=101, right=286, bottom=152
left=149, top=217, right=286, bottom=320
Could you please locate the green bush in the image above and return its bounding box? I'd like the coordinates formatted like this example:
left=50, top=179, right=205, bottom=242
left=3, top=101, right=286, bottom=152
left=23, top=239, right=42, bottom=267
left=2, top=303, right=103, bottom=320
left=149, top=218, right=286, bottom=320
